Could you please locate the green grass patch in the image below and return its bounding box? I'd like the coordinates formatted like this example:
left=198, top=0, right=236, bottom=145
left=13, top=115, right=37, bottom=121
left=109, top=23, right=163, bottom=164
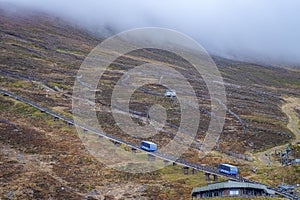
left=7, top=81, right=31, bottom=89
left=13, top=101, right=38, bottom=116
left=159, top=165, right=226, bottom=188
left=56, top=48, right=84, bottom=57
left=0, top=96, right=14, bottom=111
left=48, top=82, right=71, bottom=90
left=241, top=114, right=286, bottom=127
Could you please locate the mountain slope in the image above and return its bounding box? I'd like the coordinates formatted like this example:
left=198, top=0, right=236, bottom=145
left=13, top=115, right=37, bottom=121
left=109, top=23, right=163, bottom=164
left=1, top=7, right=300, bottom=199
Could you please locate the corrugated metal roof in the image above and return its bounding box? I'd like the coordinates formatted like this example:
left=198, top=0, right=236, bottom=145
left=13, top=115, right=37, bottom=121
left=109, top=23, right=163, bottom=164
left=142, top=141, right=156, bottom=145
left=192, top=181, right=275, bottom=195
left=220, top=164, right=237, bottom=168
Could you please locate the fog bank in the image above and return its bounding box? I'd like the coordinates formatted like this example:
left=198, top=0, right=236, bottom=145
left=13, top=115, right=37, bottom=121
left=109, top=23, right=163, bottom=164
left=1, top=0, right=300, bottom=66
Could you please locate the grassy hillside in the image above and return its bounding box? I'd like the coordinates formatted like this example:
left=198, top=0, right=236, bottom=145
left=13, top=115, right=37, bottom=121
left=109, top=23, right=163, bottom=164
left=1, top=6, right=300, bottom=199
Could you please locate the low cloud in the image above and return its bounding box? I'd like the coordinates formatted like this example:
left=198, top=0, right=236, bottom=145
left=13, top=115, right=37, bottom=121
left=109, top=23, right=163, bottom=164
left=2, top=0, right=300, bottom=65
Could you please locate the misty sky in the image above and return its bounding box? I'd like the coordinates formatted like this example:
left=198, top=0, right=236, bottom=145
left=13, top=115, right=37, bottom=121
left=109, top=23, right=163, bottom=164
left=2, top=0, right=300, bottom=65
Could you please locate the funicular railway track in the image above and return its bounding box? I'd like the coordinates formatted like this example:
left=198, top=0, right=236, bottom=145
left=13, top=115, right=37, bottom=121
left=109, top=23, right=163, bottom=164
left=0, top=69, right=246, bottom=134
left=0, top=89, right=299, bottom=199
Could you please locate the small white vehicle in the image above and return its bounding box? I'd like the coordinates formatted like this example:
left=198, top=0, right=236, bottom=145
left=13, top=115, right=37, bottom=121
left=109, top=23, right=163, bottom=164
left=165, top=89, right=176, bottom=97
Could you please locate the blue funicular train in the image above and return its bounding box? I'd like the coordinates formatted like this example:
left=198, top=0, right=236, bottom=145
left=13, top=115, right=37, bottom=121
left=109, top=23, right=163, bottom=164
left=140, top=141, right=157, bottom=152
left=219, top=163, right=238, bottom=176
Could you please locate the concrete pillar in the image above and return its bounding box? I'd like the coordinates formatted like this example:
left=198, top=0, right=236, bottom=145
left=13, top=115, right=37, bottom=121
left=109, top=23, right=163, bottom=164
left=114, top=142, right=121, bottom=147
left=164, top=160, right=169, bottom=166
left=54, top=117, right=58, bottom=121
left=131, top=148, right=136, bottom=155
left=148, top=154, right=156, bottom=162
left=205, top=173, right=211, bottom=181
left=213, top=174, right=218, bottom=181
left=183, top=166, right=189, bottom=175
left=68, top=123, right=73, bottom=128
left=192, top=168, right=196, bottom=174
left=172, top=162, right=177, bottom=166
left=83, top=129, right=88, bottom=133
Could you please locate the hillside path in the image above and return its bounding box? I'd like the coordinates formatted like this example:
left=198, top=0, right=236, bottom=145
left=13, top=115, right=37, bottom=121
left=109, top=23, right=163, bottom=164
left=255, top=96, right=300, bottom=165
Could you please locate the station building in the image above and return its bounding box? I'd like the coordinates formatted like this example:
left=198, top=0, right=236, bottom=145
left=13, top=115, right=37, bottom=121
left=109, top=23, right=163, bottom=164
left=191, top=180, right=275, bottom=199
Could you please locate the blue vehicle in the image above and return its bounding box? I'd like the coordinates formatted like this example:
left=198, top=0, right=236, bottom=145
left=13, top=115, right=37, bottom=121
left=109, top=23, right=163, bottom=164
left=140, top=141, right=157, bottom=152
left=219, top=164, right=238, bottom=176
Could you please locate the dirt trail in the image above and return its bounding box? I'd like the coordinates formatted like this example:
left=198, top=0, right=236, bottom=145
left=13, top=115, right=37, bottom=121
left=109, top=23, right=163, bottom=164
left=282, top=97, right=300, bottom=141
left=255, top=96, right=300, bottom=165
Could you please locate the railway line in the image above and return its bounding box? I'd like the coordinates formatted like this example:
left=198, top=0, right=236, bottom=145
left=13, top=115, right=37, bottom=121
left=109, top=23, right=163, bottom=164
left=0, top=88, right=299, bottom=199
left=0, top=69, right=246, bottom=134
left=121, top=74, right=247, bottom=134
